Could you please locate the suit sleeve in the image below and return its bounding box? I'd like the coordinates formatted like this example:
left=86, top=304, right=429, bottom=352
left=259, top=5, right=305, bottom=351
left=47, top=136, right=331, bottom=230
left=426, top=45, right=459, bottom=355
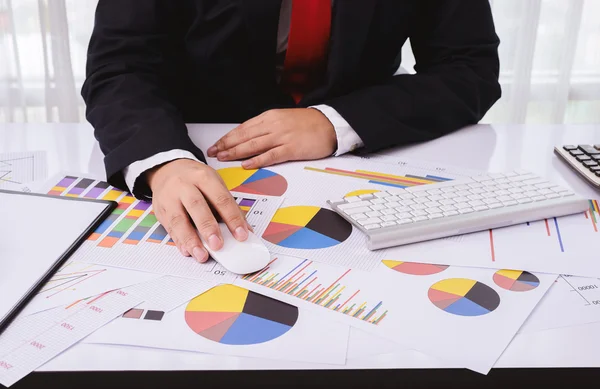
left=81, top=0, right=205, bottom=192
left=325, top=0, right=501, bottom=152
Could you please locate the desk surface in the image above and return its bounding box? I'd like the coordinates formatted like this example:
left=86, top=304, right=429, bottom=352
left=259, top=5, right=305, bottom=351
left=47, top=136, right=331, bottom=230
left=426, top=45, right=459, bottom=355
left=2, top=123, right=600, bottom=388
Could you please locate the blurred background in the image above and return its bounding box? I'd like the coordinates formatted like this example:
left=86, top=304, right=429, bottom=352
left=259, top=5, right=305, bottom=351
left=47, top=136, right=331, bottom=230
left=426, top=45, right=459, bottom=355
left=0, top=0, right=599, bottom=125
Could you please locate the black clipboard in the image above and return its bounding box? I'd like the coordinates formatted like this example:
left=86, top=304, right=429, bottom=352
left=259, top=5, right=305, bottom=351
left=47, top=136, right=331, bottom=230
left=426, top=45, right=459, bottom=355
left=0, top=189, right=117, bottom=335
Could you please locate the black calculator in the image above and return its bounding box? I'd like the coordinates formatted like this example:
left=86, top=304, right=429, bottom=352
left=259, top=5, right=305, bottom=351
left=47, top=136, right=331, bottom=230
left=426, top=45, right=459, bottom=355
left=554, top=144, right=600, bottom=189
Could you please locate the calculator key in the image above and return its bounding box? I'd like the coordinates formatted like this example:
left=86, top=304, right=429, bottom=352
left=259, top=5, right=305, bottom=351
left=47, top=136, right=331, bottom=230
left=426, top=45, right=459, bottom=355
left=563, top=145, right=578, bottom=151
left=583, top=160, right=598, bottom=167
left=579, top=145, right=598, bottom=154
left=381, top=221, right=397, bottom=228
left=569, top=150, right=584, bottom=156
left=590, top=166, right=600, bottom=173
left=590, top=154, right=600, bottom=161
left=364, top=224, right=381, bottom=230
left=576, top=155, right=591, bottom=162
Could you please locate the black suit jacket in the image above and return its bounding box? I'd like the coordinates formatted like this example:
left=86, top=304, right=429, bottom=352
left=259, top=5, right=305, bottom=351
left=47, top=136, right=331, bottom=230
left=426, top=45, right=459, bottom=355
left=82, top=0, right=501, bottom=191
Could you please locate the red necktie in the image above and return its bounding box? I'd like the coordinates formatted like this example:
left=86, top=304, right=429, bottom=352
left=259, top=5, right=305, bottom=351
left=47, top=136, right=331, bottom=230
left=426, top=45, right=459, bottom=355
left=281, top=0, right=332, bottom=103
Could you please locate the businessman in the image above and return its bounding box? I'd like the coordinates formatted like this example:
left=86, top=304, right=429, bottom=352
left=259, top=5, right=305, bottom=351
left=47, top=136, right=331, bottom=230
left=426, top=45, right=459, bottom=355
left=82, top=0, right=501, bottom=264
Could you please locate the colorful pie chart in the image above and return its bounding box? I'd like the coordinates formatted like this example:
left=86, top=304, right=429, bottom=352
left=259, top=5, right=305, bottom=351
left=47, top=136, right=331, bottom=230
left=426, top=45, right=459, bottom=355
left=262, top=206, right=353, bottom=249
left=382, top=260, right=449, bottom=275
left=429, top=278, right=500, bottom=317
left=185, top=284, right=298, bottom=345
left=218, top=167, right=287, bottom=196
left=493, top=270, right=540, bottom=292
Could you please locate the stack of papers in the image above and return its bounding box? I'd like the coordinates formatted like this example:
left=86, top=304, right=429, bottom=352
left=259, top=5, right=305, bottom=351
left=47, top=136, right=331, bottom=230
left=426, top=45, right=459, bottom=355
left=2, top=151, right=600, bottom=386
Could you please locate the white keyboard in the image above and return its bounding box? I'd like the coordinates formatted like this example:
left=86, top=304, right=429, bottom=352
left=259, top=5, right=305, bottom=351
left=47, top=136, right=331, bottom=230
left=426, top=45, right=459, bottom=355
left=327, top=170, right=590, bottom=250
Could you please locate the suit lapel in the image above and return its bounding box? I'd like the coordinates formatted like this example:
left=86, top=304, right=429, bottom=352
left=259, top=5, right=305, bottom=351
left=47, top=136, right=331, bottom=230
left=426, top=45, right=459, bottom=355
left=303, top=0, right=377, bottom=104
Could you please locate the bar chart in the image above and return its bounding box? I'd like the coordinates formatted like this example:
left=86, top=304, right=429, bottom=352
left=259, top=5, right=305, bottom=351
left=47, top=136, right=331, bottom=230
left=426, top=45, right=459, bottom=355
left=242, top=256, right=388, bottom=325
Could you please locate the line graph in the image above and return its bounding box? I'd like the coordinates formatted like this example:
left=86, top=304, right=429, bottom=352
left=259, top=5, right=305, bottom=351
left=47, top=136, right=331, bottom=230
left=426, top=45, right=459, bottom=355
left=0, top=152, right=46, bottom=188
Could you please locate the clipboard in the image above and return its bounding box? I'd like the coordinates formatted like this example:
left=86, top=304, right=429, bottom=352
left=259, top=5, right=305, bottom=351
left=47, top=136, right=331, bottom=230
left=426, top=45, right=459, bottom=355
left=0, top=189, right=117, bottom=335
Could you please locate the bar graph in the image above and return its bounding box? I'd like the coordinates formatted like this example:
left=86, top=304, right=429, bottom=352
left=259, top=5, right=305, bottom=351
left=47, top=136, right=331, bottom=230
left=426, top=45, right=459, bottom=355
left=242, top=257, right=388, bottom=325
left=65, top=178, right=95, bottom=197
left=124, top=211, right=158, bottom=245
left=47, top=176, right=77, bottom=196
left=98, top=199, right=150, bottom=248
left=304, top=166, right=451, bottom=189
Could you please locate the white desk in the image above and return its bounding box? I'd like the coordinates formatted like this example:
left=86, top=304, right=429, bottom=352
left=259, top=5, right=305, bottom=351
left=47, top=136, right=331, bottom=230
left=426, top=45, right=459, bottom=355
left=2, top=123, right=600, bottom=376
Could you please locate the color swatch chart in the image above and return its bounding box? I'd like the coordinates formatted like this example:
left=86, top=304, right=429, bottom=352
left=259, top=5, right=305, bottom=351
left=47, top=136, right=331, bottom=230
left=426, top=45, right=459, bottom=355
left=304, top=166, right=452, bottom=189
left=45, top=176, right=270, bottom=250
left=241, top=257, right=388, bottom=325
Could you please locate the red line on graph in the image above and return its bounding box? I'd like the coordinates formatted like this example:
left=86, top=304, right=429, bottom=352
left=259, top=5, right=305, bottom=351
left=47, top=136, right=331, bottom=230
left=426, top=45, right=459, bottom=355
left=591, top=213, right=598, bottom=233
left=47, top=269, right=106, bottom=298
left=585, top=211, right=589, bottom=219
left=337, top=289, right=361, bottom=312
left=544, top=219, right=551, bottom=236
left=311, top=269, right=352, bottom=303
left=489, top=229, right=495, bottom=262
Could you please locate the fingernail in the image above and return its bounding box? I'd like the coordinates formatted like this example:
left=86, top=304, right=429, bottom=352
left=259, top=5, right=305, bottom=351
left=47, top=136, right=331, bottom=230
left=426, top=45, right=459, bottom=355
left=208, top=234, right=222, bottom=251
left=217, top=151, right=229, bottom=160
left=193, top=246, right=208, bottom=263
left=242, top=160, right=252, bottom=169
left=207, top=146, right=217, bottom=156
left=235, top=226, right=249, bottom=241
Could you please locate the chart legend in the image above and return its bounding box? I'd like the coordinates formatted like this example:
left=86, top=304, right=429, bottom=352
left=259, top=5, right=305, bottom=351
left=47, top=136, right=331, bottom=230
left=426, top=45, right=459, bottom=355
left=185, top=285, right=297, bottom=345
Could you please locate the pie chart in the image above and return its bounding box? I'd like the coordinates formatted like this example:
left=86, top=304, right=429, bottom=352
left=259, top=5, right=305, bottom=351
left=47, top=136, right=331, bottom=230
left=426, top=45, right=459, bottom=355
left=382, top=260, right=449, bottom=275
left=428, top=278, right=500, bottom=317
left=262, top=206, right=353, bottom=249
left=218, top=167, right=287, bottom=196
left=493, top=270, right=540, bottom=292
left=185, top=284, right=298, bottom=345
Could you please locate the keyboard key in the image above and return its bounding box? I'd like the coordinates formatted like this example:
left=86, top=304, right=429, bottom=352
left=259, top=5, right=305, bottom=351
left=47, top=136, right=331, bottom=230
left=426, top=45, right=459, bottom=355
left=440, top=205, right=457, bottom=211
left=545, top=193, right=560, bottom=199
left=381, top=221, right=397, bottom=227
left=468, top=182, right=484, bottom=189
left=469, top=188, right=486, bottom=195
left=344, top=206, right=372, bottom=215
left=550, top=186, right=569, bottom=193
left=410, top=203, right=427, bottom=211
left=459, top=207, right=474, bottom=214
left=414, top=197, right=429, bottom=204
left=455, top=184, right=470, bottom=190
left=488, top=202, right=504, bottom=209
left=397, top=219, right=413, bottom=225
left=374, top=191, right=391, bottom=198
left=537, top=188, right=553, bottom=195
left=364, top=224, right=381, bottom=230
left=359, top=217, right=382, bottom=226
left=385, top=195, right=401, bottom=202
left=396, top=212, right=413, bottom=219
left=411, top=216, right=429, bottom=222
left=351, top=213, right=368, bottom=220
left=381, top=215, right=397, bottom=222
left=467, top=194, right=483, bottom=201
left=455, top=202, right=471, bottom=209
left=532, top=195, right=546, bottom=201
left=510, top=193, right=526, bottom=200
left=488, top=173, right=506, bottom=179
left=535, top=182, right=554, bottom=189
left=468, top=200, right=485, bottom=207
left=428, top=213, right=443, bottom=219
left=471, top=175, right=492, bottom=182
left=385, top=201, right=401, bottom=208
left=520, top=185, right=537, bottom=192
left=442, top=192, right=458, bottom=199
left=370, top=204, right=387, bottom=211
left=562, top=191, right=575, bottom=197
left=427, top=195, right=445, bottom=201
left=443, top=211, right=459, bottom=216
left=456, top=190, right=472, bottom=197
left=410, top=210, right=428, bottom=217
left=508, top=187, right=524, bottom=194
left=502, top=200, right=518, bottom=206
left=473, top=205, right=489, bottom=211
left=381, top=208, right=396, bottom=215
left=439, top=199, right=456, bottom=205
left=425, top=207, right=443, bottom=214
left=427, top=189, right=443, bottom=195
left=366, top=210, right=383, bottom=217
left=399, top=193, right=415, bottom=200
left=339, top=200, right=372, bottom=210
left=481, top=192, right=497, bottom=199
left=523, top=191, right=539, bottom=197
left=345, top=196, right=361, bottom=203
left=413, top=191, right=430, bottom=198
left=394, top=206, right=412, bottom=214
left=370, top=198, right=386, bottom=204
left=399, top=199, right=416, bottom=206
left=517, top=198, right=533, bottom=204
left=497, top=195, right=512, bottom=202
left=482, top=198, right=499, bottom=205
left=441, top=187, right=457, bottom=193
left=359, top=194, right=375, bottom=200
left=424, top=201, right=442, bottom=208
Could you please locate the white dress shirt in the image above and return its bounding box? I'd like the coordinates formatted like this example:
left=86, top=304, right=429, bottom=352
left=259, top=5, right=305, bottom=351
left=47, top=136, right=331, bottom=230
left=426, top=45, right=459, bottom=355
left=124, top=0, right=364, bottom=194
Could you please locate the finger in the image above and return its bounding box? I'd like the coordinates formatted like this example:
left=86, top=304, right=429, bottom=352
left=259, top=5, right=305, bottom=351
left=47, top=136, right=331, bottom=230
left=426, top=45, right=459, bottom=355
left=242, top=146, right=289, bottom=169
left=198, top=178, right=249, bottom=242
left=207, top=119, right=269, bottom=157
left=165, top=203, right=209, bottom=263
left=181, top=187, right=224, bottom=251
left=217, top=134, right=277, bottom=161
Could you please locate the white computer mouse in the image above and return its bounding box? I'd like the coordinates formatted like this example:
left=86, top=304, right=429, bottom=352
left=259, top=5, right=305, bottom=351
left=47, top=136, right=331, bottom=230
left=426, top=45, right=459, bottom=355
left=201, top=223, right=271, bottom=275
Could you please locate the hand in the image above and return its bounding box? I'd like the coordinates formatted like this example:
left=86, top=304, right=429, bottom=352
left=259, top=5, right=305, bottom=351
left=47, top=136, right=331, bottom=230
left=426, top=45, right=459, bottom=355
left=147, top=159, right=250, bottom=263
left=206, top=108, right=337, bottom=169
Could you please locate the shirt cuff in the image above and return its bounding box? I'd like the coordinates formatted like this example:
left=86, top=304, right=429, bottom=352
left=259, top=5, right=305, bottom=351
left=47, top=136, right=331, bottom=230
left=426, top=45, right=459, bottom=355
left=311, top=104, right=364, bottom=156
left=123, top=149, right=201, bottom=198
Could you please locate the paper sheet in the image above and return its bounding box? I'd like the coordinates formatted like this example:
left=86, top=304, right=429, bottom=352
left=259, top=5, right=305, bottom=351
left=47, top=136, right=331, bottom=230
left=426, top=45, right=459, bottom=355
left=36, top=173, right=283, bottom=282
left=0, top=151, right=47, bottom=189
left=520, top=275, right=600, bottom=333
left=236, top=254, right=555, bottom=374
left=386, top=199, right=600, bottom=278
left=84, top=284, right=349, bottom=366
left=208, top=156, right=472, bottom=270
